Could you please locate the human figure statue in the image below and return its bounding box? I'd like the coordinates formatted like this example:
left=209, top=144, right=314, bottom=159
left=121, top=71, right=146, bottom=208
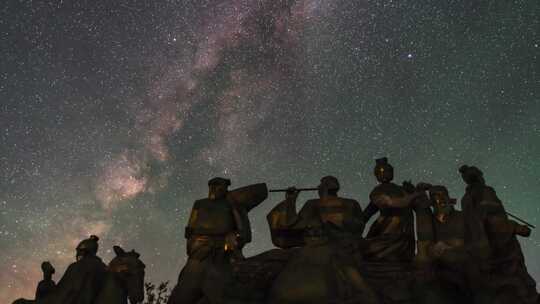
left=417, top=185, right=473, bottom=304
left=361, top=157, right=431, bottom=304
left=35, top=261, right=56, bottom=301
left=52, top=235, right=108, bottom=304
left=267, top=176, right=379, bottom=304
left=268, top=175, right=365, bottom=246
left=168, top=177, right=268, bottom=304
left=459, top=165, right=539, bottom=304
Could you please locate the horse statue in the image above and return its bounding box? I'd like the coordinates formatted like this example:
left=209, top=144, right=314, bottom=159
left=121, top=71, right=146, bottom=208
left=13, top=245, right=146, bottom=304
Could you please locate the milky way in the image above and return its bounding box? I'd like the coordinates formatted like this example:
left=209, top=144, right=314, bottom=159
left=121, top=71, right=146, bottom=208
left=1, top=0, right=539, bottom=302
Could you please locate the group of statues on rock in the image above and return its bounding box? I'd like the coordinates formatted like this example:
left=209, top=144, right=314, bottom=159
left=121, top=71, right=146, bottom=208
left=15, top=158, right=539, bottom=304
left=13, top=236, right=146, bottom=304
left=167, top=158, right=539, bottom=304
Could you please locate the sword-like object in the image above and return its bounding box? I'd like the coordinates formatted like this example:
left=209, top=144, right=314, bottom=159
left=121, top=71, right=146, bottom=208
left=506, top=211, right=536, bottom=229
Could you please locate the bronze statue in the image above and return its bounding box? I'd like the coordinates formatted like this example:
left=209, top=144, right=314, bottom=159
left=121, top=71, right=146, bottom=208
left=268, top=175, right=365, bottom=247
left=416, top=185, right=473, bottom=304
left=13, top=242, right=145, bottom=304
left=167, top=177, right=268, bottom=304
left=8, top=162, right=539, bottom=304
left=35, top=262, right=56, bottom=301
left=459, top=165, right=539, bottom=304
left=266, top=176, right=379, bottom=304
left=97, top=246, right=146, bottom=304
left=361, top=158, right=431, bottom=304
left=362, top=158, right=421, bottom=261
left=43, top=235, right=108, bottom=304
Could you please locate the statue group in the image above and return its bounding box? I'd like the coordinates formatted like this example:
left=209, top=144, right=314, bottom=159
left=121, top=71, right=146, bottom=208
left=13, top=236, right=146, bottom=304
left=13, top=158, right=539, bottom=304
left=167, top=158, right=539, bottom=304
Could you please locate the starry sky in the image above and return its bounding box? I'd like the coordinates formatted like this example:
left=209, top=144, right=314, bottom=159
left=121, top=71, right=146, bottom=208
left=1, top=0, right=539, bottom=302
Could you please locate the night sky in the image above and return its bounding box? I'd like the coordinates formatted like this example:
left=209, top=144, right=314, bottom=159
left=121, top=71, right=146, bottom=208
left=1, top=0, right=539, bottom=302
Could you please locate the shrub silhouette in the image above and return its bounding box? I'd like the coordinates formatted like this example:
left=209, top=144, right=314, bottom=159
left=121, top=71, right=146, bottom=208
left=144, top=281, right=170, bottom=304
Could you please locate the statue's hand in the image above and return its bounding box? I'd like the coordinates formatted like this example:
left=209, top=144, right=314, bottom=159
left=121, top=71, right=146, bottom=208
left=416, top=182, right=433, bottom=191
left=515, top=225, right=531, bottom=237
left=402, top=180, right=416, bottom=193
left=224, top=232, right=240, bottom=252
left=285, top=187, right=300, bottom=201
left=410, top=191, right=431, bottom=209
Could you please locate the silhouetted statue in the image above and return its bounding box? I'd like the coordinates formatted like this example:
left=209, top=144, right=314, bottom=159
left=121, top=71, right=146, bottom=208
left=13, top=243, right=145, bottom=304
left=361, top=158, right=430, bottom=304
left=459, top=165, right=539, bottom=304
left=267, top=176, right=379, bottom=304
left=55, top=235, right=107, bottom=304
left=168, top=177, right=268, bottom=304
left=96, top=246, right=146, bottom=304
left=268, top=176, right=365, bottom=247
left=35, top=262, right=56, bottom=301
left=416, top=185, right=473, bottom=304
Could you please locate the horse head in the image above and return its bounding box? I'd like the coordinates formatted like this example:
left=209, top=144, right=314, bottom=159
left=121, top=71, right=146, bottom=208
left=108, top=246, right=146, bottom=304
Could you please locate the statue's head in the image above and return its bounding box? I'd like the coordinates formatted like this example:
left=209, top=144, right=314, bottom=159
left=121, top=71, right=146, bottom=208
left=208, top=177, right=230, bottom=200
left=318, top=175, right=340, bottom=197
left=76, top=235, right=99, bottom=261
left=41, top=261, right=55, bottom=276
left=458, top=165, right=485, bottom=185
left=429, top=185, right=456, bottom=222
left=108, top=246, right=146, bottom=304
left=374, top=157, right=394, bottom=183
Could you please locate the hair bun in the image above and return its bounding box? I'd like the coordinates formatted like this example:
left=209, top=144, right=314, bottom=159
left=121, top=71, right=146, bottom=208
left=89, top=235, right=99, bottom=242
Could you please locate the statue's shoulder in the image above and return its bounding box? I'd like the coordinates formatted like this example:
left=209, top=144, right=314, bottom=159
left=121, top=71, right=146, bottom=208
left=339, top=197, right=361, bottom=207
left=482, top=185, right=497, bottom=195
left=66, top=260, right=82, bottom=271
left=82, top=256, right=107, bottom=270
left=370, top=183, right=404, bottom=197
left=59, top=260, right=84, bottom=281
left=193, top=198, right=210, bottom=208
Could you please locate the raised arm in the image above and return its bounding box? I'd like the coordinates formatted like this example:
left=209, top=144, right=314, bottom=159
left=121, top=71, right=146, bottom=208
left=362, top=201, right=379, bottom=223
left=344, top=199, right=366, bottom=235
left=267, top=188, right=307, bottom=248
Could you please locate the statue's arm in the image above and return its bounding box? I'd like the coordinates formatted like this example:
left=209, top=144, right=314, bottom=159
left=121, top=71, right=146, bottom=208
left=184, top=201, right=200, bottom=239
left=345, top=199, right=366, bottom=235
left=387, top=191, right=425, bottom=208
left=485, top=216, right=528, bottom=237
left=362, top=201, right=379, bottom=223
left=478, top=187, right=506, bottom=215
left=267, top=197, right=306, bottom=248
